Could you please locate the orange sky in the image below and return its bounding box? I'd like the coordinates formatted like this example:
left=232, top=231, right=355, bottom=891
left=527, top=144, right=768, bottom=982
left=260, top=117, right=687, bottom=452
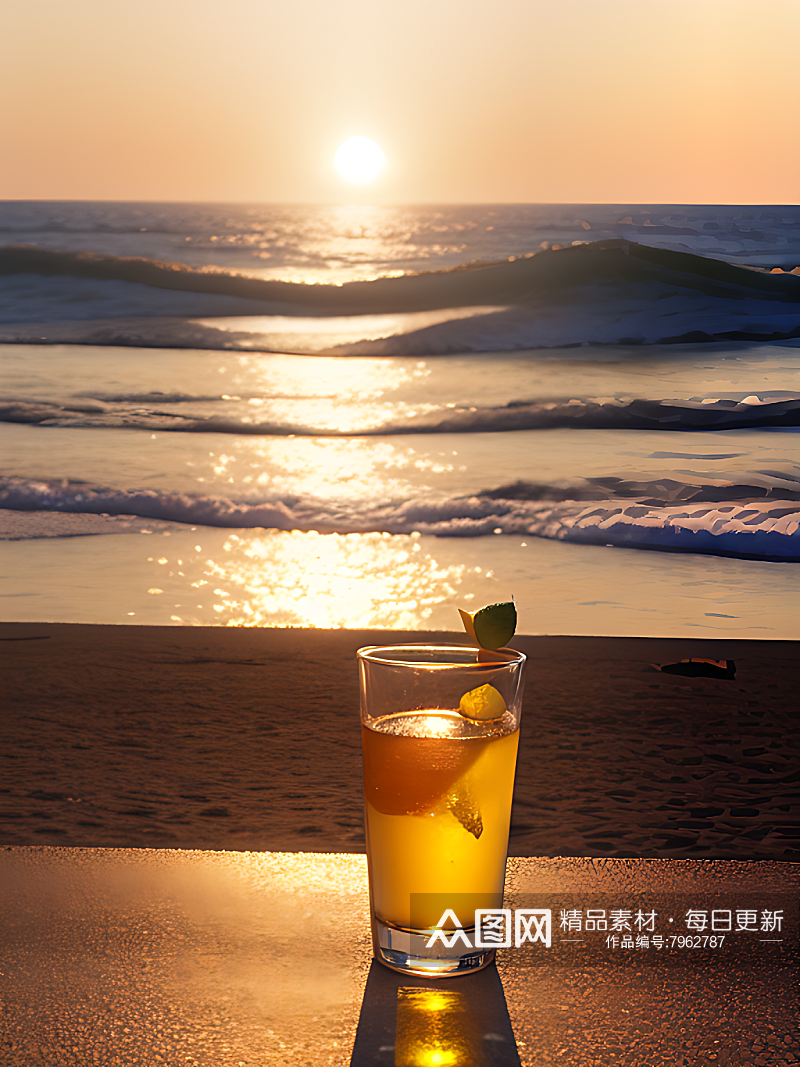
left=2, top=0, right=798, bottom=204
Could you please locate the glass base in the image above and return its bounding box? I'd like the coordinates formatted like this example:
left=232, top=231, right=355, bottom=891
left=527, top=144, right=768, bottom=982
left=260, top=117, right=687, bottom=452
left=373, top=917, right=496, bottom=978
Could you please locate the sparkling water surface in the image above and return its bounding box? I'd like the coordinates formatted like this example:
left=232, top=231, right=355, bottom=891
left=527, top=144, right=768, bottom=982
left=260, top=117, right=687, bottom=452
left=2, top=203, right=799, bottom=635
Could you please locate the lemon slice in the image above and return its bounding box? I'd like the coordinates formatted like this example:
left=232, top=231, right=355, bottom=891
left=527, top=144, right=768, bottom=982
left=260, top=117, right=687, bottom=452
left=459, top=683, right=507, bottom=721
left=446, top=790, right=484, bottom=839
left=459, top=601, right=516, bottom=650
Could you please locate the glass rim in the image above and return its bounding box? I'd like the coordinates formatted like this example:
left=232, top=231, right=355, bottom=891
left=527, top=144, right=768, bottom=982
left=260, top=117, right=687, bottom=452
left=357, top=642, right=525, bottom=668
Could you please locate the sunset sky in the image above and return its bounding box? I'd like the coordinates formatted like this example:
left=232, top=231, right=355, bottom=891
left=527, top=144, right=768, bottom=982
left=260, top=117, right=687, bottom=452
left=2, top=0, right=798, bottom=205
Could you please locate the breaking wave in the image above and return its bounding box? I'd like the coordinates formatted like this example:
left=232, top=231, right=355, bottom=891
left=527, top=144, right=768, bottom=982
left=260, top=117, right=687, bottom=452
left=2, top=240, right=799, bottom=352
left=2, top=394, right=799, bottom=435
left=3, top=239, right=799, bottom=306
left=2, top=476, right=798, bottom=560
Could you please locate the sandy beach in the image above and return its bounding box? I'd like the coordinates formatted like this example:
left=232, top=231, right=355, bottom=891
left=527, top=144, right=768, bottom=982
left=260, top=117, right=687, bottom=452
left=2, top=622, right=796, bottom=860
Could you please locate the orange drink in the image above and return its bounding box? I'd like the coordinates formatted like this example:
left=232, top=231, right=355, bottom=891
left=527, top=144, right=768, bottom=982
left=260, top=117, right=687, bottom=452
left=357, top=644, right=525, bottom=977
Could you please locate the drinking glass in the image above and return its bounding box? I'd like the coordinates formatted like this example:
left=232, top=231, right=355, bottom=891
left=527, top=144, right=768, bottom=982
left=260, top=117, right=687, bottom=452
left=358, top=643, right=526, bottom=977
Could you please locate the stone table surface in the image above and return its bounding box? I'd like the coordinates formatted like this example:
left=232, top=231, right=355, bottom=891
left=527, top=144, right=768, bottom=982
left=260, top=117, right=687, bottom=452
left=0, top=848, right=797, bottom=1067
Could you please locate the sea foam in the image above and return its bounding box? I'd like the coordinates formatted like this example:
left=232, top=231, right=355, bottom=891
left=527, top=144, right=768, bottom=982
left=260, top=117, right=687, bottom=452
left=2, top=394, right=799, bottom=435
left=2, top=476, right=798, bottom=560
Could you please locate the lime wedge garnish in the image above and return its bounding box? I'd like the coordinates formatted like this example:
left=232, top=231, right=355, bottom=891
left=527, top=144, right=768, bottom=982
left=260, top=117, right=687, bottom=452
left=459, top=601, right=516, bottom=650
left=459, top=683, right=507, bottom=721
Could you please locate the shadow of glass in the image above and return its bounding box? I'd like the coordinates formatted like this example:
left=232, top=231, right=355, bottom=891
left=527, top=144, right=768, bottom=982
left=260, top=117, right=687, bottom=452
left=349, top=959, right=521, bottom=1066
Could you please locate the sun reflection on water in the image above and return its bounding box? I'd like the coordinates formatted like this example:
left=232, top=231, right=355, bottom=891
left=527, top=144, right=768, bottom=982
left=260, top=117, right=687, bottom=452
left=192, top=307, right=499, bottom=358
left=195, top=437, right=456, bottom=502
left=195, top=530, right=467, bottom=628
left=195, top=352, right=441, bottom=432
left=233, top=397, right=440, bottom=433
left=227, top=352, right=428, bottom=402
left=221, top=204, right=473, bottom=284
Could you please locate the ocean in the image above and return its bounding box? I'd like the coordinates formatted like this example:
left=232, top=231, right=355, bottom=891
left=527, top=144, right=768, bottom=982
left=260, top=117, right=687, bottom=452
left=1, top=202, right=799, bottom=637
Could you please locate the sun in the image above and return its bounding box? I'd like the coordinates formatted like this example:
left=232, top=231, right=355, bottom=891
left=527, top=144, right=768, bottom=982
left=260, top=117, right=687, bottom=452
left=333, top=136, right=386, bottom=186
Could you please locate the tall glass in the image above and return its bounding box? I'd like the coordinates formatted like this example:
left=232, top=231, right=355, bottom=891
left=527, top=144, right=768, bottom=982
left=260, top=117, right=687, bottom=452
left=358, top=643, right=526, bottom=977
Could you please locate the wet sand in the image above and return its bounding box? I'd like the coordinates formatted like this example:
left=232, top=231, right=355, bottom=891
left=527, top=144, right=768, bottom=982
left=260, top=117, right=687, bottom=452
left=2, top=623, right=797, bottom=859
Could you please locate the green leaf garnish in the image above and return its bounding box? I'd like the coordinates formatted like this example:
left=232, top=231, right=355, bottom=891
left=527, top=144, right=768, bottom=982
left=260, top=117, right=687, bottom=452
left=459, top=601, right=516, bottom=650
